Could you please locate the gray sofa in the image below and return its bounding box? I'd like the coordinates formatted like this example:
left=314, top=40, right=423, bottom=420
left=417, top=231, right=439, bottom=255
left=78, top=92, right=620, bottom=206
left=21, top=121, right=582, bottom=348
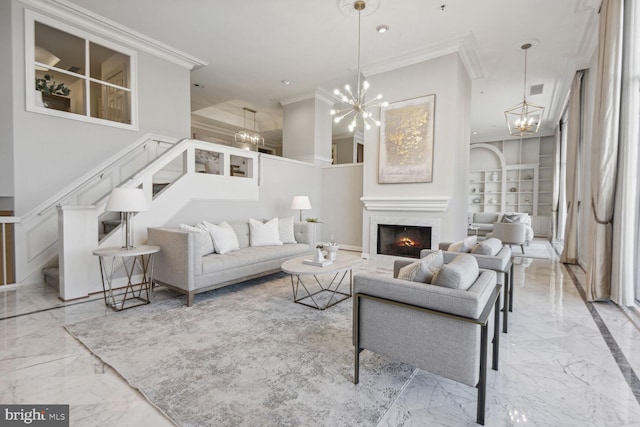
left=148, top=221, right=316, bottom=306
left=470, top=211, right=534, bottom=243
left=353, top=256, right=500, bottom=425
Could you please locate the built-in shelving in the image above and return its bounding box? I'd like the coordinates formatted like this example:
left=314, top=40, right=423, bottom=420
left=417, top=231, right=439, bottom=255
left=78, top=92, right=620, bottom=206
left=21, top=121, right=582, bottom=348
left=469, top=136, right=554, bottom=237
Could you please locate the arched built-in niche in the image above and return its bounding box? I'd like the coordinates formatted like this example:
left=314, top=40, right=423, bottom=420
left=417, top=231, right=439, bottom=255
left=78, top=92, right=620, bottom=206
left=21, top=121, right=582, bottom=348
left=469, top=144, right=507, bottom=213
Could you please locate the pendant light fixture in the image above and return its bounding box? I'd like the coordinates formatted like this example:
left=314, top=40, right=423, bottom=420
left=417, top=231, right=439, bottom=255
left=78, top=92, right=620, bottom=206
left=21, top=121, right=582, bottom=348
left=234, top=107, right=264, bottom=146
left=331, top=0, right=388, bottom=132
left=504, top=43, right=545, bottom=136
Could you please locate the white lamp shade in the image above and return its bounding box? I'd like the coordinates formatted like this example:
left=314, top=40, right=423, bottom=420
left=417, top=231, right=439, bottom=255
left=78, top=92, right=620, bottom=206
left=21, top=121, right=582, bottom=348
left=105, top=187, right=149, bottom=212
left=291, top=196, right=311, bottom=210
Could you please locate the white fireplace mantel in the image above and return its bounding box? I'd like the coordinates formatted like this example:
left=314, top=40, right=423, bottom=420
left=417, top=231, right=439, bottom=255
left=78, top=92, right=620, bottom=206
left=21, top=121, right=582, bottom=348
left=360, top=196, right=451, bottom=212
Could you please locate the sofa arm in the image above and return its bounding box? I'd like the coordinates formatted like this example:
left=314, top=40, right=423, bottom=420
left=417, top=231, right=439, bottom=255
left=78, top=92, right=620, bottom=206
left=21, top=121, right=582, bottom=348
left=294, top=221, right=317, bottom=248
left=147, top=227, right=201, bottom=291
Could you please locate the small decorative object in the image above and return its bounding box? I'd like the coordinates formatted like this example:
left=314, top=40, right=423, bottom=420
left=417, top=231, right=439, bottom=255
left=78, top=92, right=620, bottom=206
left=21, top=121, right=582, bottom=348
left=524, top=175, right=532, bottom=180
left=35, top=73, right=71, bottom=112
left=323, top=242, right=339, bottom=261
left=313, top=247, right=325, bottom=263
left=471, top=188, right=476, bottom=193
left=473, top=197, right=481, bottom=203
left=490, top=171, right=498, bottom=182
left=489, top=198, right=496, bottom=204
left=510, top=187, right=517, bottom=192
left=305, top=217, right=322, bottom=223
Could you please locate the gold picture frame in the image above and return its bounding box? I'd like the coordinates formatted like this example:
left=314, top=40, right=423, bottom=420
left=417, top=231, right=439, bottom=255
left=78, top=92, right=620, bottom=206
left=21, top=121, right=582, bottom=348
left=378, top=94, right=435, bottom=184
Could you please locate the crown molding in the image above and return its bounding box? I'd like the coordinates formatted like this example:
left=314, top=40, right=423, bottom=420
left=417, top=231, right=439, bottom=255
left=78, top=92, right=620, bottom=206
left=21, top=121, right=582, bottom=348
left=360, top=32, right=484, bottom=81
left=20, top=0, right=207, bottom=70
left=361, top=196, right=451, bottom=212
left=279, top=89, right=335, bottom=107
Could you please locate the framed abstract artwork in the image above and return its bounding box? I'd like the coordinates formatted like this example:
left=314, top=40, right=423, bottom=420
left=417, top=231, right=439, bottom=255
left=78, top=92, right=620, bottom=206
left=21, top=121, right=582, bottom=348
left=378, top=94, right=435, bottom=184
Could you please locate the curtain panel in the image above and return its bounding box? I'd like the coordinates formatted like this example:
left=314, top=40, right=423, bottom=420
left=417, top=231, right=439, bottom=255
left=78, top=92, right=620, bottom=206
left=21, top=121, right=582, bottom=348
left=611, top=0, right=640, bottom=306
left=560, top=71, right=584, bottom=264
left=587, top=0, right=623, bottom=301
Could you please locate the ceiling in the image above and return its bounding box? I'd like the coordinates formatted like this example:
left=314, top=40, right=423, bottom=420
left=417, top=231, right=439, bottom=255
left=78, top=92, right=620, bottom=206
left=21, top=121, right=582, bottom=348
left=67, top=0, right=600, bottom=145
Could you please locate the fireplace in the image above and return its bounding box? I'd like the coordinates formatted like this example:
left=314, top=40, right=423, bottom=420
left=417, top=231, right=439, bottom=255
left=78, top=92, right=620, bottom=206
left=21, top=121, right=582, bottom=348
left=377, top=224, right=431, bottom=258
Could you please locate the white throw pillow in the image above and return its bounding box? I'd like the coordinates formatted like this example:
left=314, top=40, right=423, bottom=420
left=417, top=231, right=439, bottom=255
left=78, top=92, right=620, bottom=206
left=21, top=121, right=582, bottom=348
left=249, top=218, right=283, bottom=247
left=179, top=223, right=215, bottom=256
left=278, top=216, right=297, bottom=244
left=203, top=221, right=240, bottom=254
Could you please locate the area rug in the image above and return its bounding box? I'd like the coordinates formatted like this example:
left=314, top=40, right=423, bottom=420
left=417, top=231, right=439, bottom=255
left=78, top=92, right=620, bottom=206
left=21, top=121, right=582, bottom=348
left=65, top=273, right=414, bottom=427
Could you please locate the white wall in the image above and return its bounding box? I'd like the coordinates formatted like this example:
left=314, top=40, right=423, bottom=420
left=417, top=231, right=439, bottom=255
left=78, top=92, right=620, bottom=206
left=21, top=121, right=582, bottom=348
left=10, top=1, right=191, bottom=215
left=165, top=154, right=323, bottom=226
left=361, top=53, right=472, bottom=251
left=0, top=1, right=14, bottom=202
left=333, top=136, right=354, bottom=164
left=321, top=164, right=363, bottom=249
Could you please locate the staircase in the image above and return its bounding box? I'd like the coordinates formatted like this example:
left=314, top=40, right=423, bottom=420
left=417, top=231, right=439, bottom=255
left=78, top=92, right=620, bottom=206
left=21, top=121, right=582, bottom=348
left=20, top=137, right=261, bottom=300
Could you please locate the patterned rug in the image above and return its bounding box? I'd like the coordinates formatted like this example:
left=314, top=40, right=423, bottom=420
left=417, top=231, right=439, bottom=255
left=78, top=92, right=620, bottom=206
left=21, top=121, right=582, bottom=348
left=65, top=272, right=414, bottom=427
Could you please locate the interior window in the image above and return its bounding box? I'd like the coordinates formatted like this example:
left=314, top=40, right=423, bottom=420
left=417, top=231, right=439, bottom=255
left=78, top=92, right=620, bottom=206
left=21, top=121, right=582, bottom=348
left=29, top=15, right=136, bottom=128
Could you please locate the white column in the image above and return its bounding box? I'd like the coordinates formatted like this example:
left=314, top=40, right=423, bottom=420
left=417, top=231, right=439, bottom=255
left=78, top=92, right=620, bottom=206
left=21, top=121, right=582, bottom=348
left=280, top=91, right=334, bottom=165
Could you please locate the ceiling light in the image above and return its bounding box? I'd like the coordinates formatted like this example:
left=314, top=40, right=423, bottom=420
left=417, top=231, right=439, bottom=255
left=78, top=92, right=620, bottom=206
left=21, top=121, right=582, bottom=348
left=504, top=43, right=545, bottom=136
left=234, top=107, right=264, bottom=146
left=376, top=24, right=389, bottom=33
left=331, top=0, right=388, bottom=133
left=281, top=80, right=291, bottom=85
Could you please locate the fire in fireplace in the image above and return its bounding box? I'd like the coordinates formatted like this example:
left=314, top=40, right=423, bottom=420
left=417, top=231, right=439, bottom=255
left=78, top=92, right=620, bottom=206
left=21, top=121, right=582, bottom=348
left=377, top=224, right=432, bottom=258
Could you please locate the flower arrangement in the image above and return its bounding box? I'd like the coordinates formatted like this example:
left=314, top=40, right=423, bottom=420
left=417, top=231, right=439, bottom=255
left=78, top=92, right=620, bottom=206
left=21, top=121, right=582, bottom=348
left=35, top=74, right=71, bottom=96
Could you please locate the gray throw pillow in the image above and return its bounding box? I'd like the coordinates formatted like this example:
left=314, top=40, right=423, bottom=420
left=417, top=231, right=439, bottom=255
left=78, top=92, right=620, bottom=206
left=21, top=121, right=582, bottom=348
left=397, top=250, right=444, bottom=283
left=471, top=238, right=503, bottom=256
left=432, top=254, right=479, bottom=291
left=501, top=213, right=527, bottom=223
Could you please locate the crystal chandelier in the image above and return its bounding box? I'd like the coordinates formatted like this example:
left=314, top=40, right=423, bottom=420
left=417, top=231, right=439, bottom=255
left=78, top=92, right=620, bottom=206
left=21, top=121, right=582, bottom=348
left=331, top=0, right=388, bottom=132
left=234, top=107, right=264, bottom=146
left=504, top=43, right=545, bottom=136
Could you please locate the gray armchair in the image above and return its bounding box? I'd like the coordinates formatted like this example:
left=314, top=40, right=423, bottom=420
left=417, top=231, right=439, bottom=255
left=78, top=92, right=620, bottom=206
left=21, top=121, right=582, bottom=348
left=435, top=245, right=514, bottom=333
left=353, top=259, right=501, bottom=425
left=487, top=222, right=527, bottom=253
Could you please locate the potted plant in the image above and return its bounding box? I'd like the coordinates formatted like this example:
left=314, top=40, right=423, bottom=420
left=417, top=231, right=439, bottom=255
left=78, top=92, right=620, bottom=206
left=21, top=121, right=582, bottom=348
left=35, top=74, right=71, bottom=111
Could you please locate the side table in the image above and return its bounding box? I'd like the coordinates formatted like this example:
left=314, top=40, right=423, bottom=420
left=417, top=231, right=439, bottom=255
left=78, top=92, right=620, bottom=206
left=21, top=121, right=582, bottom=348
left=93, top=245, right=160, bottom=311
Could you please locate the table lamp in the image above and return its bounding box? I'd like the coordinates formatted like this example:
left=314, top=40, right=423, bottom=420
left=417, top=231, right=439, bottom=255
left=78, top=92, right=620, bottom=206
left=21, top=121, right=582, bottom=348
left=105, top=187, right=149, bottom=249
left=290, top=196, right=311, bottom=222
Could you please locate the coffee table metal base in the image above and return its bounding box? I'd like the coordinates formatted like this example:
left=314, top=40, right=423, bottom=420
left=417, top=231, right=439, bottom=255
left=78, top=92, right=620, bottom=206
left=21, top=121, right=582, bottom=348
left=290, top=269, right=352, bottom=310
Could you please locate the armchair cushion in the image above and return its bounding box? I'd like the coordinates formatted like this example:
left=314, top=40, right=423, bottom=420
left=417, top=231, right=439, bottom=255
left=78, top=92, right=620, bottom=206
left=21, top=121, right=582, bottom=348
left=432, top=254, right=479, bottom=291
left=397, top=250, right=444, bottom=283
left=471, top=237, right=503, bottom=256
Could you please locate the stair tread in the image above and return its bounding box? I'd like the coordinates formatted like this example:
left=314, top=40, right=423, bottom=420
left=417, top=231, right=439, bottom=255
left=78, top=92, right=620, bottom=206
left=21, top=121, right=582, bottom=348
left=42, top=267, right=59, bottom=278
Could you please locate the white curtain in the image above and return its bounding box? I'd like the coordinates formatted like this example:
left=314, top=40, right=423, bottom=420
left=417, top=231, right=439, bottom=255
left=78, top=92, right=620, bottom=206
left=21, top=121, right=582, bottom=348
left=587, top=0, right=623, bottom=301
left=611, top=0, right=640, bottom=305
left=560, top=71, right=584, bottom=264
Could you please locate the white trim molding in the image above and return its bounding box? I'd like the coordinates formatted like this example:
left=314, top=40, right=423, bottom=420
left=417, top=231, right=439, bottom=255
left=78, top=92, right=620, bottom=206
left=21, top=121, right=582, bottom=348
left=20, top=0, right=207, bottom=70
left=361, top=196, right=451, bottom=212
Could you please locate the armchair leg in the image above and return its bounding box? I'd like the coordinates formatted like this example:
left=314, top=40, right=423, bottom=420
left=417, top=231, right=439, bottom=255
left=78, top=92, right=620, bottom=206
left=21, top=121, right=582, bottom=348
left=477, top=324, right=488, bottom=425
left=509, top=263, right=514, bottom=312
left=502, top=270, right=509, bottom=334
left=354, top=294, right=360, bottom=384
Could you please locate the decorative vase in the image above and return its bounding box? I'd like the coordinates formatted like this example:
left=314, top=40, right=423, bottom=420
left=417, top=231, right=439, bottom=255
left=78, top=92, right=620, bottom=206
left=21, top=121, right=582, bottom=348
left=313, top=248, right=325, bottom=263
left=490, top=171, right=498, bottom=182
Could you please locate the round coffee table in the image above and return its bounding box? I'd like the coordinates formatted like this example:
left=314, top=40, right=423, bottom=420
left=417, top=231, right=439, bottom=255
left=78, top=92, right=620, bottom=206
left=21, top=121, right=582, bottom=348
left=281, top=252, right=363, bottom=310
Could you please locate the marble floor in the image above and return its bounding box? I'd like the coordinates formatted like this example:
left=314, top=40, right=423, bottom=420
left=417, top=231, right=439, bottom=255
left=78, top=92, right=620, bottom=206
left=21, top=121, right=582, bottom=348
left=2, top=248, right=640, bottom=426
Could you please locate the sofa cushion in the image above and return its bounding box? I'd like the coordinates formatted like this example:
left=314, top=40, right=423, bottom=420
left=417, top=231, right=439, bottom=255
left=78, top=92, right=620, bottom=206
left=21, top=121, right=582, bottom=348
left=471, top=238, right=503, bottom=256
left=432, top=254, right=479, bottom=291
left=179, top=223, right=214, bottom=255
left=201, top=244, right=310, bottom=275
left=447, top=235, right=477, bottom=253
left=278, top=216, right=297, bottom=244
left=249, top=218, right=284, bottom=247
left=501, top=212, right=529, bottom=223
left=397, top=250, right=444, bottom=283
left=204, top=221, right=240, bottom=254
